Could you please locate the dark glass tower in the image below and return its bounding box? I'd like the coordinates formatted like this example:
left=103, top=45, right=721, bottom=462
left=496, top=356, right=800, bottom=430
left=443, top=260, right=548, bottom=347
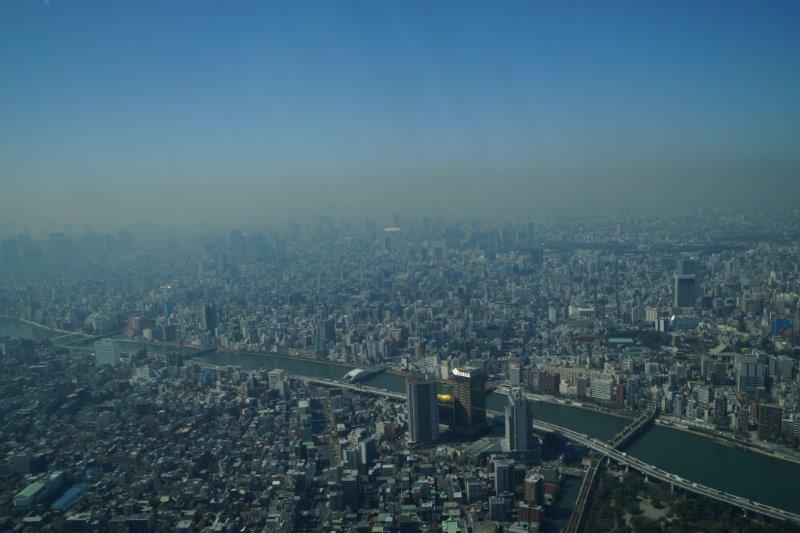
left=451, top=367, right=486, bottom=436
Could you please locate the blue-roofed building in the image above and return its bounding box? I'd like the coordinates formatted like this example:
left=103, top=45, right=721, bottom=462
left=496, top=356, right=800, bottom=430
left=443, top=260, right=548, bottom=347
left=51, top=484, right=87, bottom=512
left=773, top=319, right=793, bottom=337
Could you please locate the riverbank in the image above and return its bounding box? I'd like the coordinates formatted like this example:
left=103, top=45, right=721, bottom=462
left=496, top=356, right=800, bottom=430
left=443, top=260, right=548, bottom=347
left=506, top=386, right=634, bottom=422
left=0, top=315, right=79, bottom=337
left=0, top=315, right=68, bottom=335
left=195, top=349, right=800, bottom=515
left=215, top=347, right=357, bottom=370
left=537, top=396, right=633, bottom=421
left=213, top=349, right=635, bottom=422
left=655, top=417, right=800, bottom=467
left=3, top=315, right=797, bottom=515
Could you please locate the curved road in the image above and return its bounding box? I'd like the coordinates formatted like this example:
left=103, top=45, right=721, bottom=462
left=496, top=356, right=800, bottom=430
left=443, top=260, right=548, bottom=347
left=533, top=419, right=800, bottom=526
left=234, top=371, right=800, bottom=525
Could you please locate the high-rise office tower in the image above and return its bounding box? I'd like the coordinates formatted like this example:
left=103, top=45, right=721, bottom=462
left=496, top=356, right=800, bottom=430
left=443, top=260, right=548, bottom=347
left=713, top=395, right=728, bottom=428
left=406, top=373, right=439, bottom=445
left=201, top=304, right=217, bottom=335
left=736, top=355, right=767, bottom=393
left=673, top=393, right=685, bottom=416
left=504, top=388, right=530, bottom=452
left=493, top=458, right=514, bottom=494
left=95, top=339, right=121, bottom=366
left=677, top=257, right=697, bottom=275
left=327, top=487, right=344, bottom=512
left=758, top=404, right=782, bottom=441
left=318, top=317, right=336, bottom=343
left=489, top=497, right=508, bottom=521
left=674, top=274, right=698, bottom=308
left=340, top=469, right=360, bottom=510
left=465, top=478, right=487, bottom=503
left=359, top=436, right=377, bottom=466
left=344, top=446, right=361, bottom=470
left=712, top=362, right=728, bottom=385
left=452, top=367, right=486, bottom=435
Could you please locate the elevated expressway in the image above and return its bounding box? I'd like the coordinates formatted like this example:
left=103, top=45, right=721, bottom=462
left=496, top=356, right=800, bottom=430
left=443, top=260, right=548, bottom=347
left=197, top=364, right=800, bottom=525
left=533, top=419, right=800, bottom=526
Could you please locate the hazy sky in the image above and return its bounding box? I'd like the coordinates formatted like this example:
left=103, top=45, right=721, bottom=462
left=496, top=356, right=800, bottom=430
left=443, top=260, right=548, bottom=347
left=1, top=1, right=798, bottom=229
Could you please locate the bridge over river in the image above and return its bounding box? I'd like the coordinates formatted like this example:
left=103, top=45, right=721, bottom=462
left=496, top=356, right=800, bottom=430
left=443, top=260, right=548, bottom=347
left=2, top=319, right=799, bottom=520
left=533, top=419, right=800, bottom=527
left=226, top=368, right=800, bottom=527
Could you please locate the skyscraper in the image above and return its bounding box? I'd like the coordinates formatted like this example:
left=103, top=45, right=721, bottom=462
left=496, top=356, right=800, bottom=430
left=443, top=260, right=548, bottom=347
left=201, top=304, right=217, bottom=336
left=713, top=395, right=728, bottom=428
left=489, top=497, right=508, bottom=521
left=493, top=458, right=514, bottom=495
left=340, top=469, right=360, bottom=510
left=736, top=355, right=767, bottom=393
left=318, top=316, right=336, bottom=344
left=504, top=388, right=530, bottom=452
left=359, top=436, right=377, bottom=466
left=677, top=256, right=697, bottom=276
left=451, top=367, right=486, bottom=436
left=406, top=373, right=439, bottom=445
left=674, top=274, right=698, bottom=308
left=758, top=403, right=782, bottom=441
left=465, top=478, right=486, bottom=503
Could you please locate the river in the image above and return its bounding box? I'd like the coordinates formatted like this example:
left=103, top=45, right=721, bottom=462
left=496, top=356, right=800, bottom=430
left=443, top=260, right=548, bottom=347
left=193, top=351, right=629, bottom=440
left=180, top=352, right=800, bottom=516
left=2, top=319, right=800, bottom=514
left=0, top=317, right=64, bottom=342
left=628, top=425, right=800, bottom=514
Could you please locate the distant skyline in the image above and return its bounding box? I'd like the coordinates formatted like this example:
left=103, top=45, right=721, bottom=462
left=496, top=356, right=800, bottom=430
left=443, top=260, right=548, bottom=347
left=1, top=1, right=799, bottom=228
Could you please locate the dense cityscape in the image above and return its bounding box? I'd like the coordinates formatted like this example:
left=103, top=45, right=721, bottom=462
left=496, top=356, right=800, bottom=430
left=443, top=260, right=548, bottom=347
left=3, top=1, right=799, bottom=531
left=1, top=208, right=799, bottom=531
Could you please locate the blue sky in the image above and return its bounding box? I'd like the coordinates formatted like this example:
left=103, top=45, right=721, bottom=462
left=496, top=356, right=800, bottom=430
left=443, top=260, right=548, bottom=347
left=1, top=1, right=798, bottom=227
